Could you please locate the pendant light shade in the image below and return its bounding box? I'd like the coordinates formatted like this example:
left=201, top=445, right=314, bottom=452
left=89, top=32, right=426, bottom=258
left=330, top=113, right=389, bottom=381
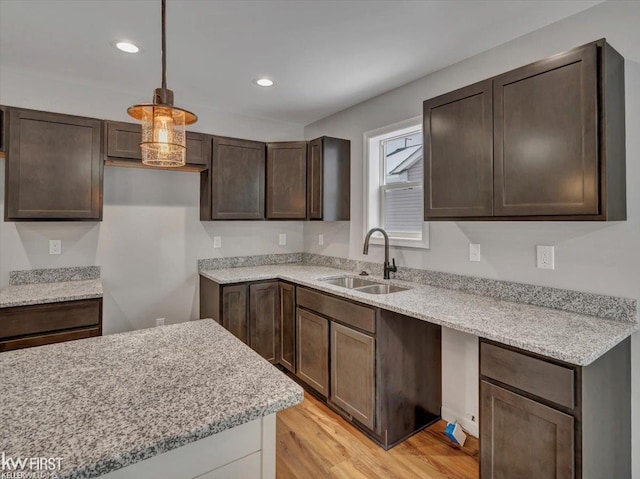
left=127, top=0, right=197, bottom=167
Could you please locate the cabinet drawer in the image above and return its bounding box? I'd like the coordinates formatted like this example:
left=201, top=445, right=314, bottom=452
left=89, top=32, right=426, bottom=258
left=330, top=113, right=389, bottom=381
left=0, top=327, right=100, bottom=352
left=0, top=299, right=101, bottom=339
left=480, top=341, right=575, bottom=409
left=297, top=287, right=375, bottom=334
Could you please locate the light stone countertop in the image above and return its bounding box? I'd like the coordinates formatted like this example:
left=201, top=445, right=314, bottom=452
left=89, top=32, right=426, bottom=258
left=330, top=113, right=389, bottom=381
left=0, top=319, right=303, bottom=479
left=0, top=279, right=103, bottom=308
left=200, top=264, right=638, bottom=366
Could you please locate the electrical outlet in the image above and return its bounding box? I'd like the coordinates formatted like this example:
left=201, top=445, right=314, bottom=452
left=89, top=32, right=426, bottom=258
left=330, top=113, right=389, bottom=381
left=213, top=236, right=221, bottom=248
left=155, top=318, right=165, bottom=327
left=536, top=245, right=555, bottom=270
left=49, top=240, right=62, bottom=255
left=469, top=243, right=481, bottom=262
left=279, top=233, right=287, bottom=246
left=318, top=234, right=324, bottom=246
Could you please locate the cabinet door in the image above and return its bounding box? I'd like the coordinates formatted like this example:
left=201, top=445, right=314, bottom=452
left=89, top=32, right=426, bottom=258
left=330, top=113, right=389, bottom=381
left=330, top=321, right=375, bottom=430
left=307, top=138, right=323, bottom=219
left=307, top=137, right=351, bottom=221
left=266, top=142, right=307, bottom=219
left=480, top=380, right=574, bottom=479
left=210, top=136, right=265, bottom=220
left=106, top=121, right=141, bottom=160
left=7, top=108, right=103, bottom=220
left=494, top=44, right=598, bottom=216
left=296, top=308, right=329, bottom=397
left=185, top=131, right=211, bottom=167
left=249, top=282, right=279, bottom=363
left=222, top=284, right=248, bottom=344
left=279, top=283, right=296, bottom=372
left=423, top=80, right=493, bottom=218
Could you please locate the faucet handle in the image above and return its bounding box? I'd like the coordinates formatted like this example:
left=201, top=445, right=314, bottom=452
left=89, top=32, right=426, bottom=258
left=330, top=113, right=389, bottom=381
left=390, top=258, right=397, bottom=273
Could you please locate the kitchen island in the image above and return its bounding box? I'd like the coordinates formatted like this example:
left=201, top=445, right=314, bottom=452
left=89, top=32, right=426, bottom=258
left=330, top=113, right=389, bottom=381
left=0, top=319, right=303, bottom=479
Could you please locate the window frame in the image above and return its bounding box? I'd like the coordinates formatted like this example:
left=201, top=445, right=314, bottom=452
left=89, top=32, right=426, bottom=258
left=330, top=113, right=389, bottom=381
left=363, top=116, right=429, bottom=249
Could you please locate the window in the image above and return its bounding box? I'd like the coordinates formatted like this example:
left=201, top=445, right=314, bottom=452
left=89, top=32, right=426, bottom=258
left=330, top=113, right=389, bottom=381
left=364, top=117, right=429, bottom=248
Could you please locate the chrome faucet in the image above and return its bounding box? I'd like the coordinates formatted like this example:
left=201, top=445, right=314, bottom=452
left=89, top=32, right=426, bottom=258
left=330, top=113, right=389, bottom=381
left=363, top=228, right=397, bottom=280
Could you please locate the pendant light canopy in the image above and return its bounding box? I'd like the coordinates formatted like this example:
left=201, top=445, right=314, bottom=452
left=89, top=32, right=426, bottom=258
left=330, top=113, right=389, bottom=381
left=127, top=0, right=197, bottom=167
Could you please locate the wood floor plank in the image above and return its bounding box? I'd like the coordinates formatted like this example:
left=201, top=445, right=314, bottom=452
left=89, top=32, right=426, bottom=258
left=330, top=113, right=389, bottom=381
left=277, top=392, right=479, bottom=479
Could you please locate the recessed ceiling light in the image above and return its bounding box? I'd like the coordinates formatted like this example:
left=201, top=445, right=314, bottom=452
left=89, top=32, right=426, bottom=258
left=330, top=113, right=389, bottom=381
left=114, top=41, right=140, bottom=54
left=253, top=78, right=275, bottom=87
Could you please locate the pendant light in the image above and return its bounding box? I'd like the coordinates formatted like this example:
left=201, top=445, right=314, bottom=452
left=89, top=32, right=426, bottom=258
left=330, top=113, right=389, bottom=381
left=127, top=0, right=197, bottom=167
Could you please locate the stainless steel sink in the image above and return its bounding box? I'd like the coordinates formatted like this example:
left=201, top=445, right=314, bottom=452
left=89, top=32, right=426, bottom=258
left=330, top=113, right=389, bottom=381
left=355, top=284, right=410, bottom=295
left=319, top=276, right=410, bottom=294
left=320, top=276, right=379, bottom=289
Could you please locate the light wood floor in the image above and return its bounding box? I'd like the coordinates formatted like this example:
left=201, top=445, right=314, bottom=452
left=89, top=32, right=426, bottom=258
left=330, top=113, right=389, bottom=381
left=276, top=392, right=479, bottom=479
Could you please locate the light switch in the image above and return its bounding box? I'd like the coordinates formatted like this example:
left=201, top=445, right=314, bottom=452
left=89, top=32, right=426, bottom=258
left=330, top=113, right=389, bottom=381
left=469, top=243, right=481, bottom=262
left=49, top=240, right=62, bottom=255
left=318, top=234, right=324, bottom=246
left=279, top=233, right=287, bottom=246
left=536, top=245, right=555, bottom=270
left=213, top=236, right=221, bottom=249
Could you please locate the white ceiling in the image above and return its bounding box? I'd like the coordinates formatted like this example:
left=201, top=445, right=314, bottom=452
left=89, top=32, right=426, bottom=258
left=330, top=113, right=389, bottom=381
left=0, top=0, right=603, bottom=126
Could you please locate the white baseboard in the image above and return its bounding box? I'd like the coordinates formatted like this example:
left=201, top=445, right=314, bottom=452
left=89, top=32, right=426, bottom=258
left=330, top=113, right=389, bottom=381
left=441, top=406, right=479, bottom=438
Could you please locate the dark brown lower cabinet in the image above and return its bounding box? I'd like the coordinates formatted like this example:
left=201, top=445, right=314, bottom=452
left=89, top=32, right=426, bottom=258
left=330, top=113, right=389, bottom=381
left=201, top=276, right=280, bottom=363
left=221, top=284, right=248, bottom=344
left=480, top=338, right=631, bottom=479
left=481, top=381, right=574, bottom=479
left=278, top=282, right=296, bottom=372
left=199, top=278, right=441, bottom=450
left=330, top=321, right=375, bottom=430
left=296, top=287, right=441, bottom=449
left=249, top=282, right=279, bottom=363
left=0, top=299, right=102, bottom=352
left=295, top=308, right=329, bottom=397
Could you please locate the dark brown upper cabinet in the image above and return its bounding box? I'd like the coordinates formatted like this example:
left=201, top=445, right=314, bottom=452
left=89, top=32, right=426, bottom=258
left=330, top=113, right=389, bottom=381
left=201, top=136, right=266, bottom=220
left=266, top=141, right=307, bottom=219
left=104, top=120, right=210, bottom=171
left=5, top=107, right=103, bottom=221
left=424, top=80, right=493, bottom=218
left=424, top=39, right=625, bottom=221
left=494, top=43, right=599, bottom=217
left=307, top=137, right=350, bottom=221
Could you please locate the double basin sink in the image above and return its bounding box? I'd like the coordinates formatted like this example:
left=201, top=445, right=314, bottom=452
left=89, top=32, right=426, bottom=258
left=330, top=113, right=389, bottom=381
left=320, top=276, right=410, bottom=295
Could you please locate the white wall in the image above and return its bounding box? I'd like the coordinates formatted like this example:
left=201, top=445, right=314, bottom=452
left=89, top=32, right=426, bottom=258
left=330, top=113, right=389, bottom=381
left=0, top=65, right=305, bottom=334
left=303, top=1, right=640, bottom=469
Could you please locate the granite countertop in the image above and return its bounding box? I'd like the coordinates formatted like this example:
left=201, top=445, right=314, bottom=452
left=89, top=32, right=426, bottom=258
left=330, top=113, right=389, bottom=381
left=0, top=279, right=103, bottom=308
left=200, top=264, right=638, bottom=366
left=0, top=319, right=303, bottom=479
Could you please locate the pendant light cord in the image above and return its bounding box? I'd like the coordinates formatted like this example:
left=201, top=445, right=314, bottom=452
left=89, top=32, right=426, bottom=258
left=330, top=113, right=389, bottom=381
left=161, top=0, right=167, bottom=90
